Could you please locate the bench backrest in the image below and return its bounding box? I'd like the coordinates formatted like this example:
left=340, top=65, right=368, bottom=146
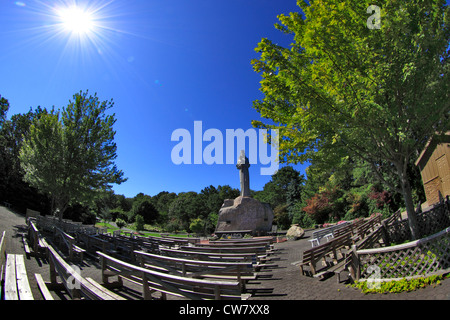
left=354, top=225, right=383, bottom=250
left=160, top=248, right=257, bottom=263
left=46, top=242, right=123, bottom=300
left=161, top=235, right=201, bottom=245
left=77, top=233, right=111, bottom=253
left=97, top=251, right=244, bottom=300
left=0, top=231, right=6, bottom=283
left=181, top=245, right=268, bottom=254
left=135, top=250, right=254, bottom=277
left=55, top=227, right=75, bottom=247
left=333, top=224, right=354, bottom=238
left=353, top=215, right=381, bottom=239
left=211, top=236, right=274, bottom=244
left=312, top=222, right=351, bottom=240
left=196, top=241, right=271, bottom=248
left=302, top=232, right=352, bottom=263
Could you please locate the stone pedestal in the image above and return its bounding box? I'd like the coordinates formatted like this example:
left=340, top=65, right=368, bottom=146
left=215, top=196, right=274, bottom=236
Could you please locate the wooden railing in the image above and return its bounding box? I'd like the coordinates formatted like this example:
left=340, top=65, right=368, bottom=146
left=386, top=196, right=450, bottom=244
left=351, top=226, right=450, bottom=282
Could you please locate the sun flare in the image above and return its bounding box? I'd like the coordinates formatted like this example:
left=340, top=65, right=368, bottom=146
left=56, top=5, right=95, bottom=36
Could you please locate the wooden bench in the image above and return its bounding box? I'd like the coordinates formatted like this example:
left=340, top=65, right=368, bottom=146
left=0, top=231, right=7, bottom=298
left=200, top=239, right=272, bottom=247
left=45, top=240, right=125, bottom=300
left=134, top=250, right=255, bottom=291
left=333, top=222, right=357, bottom=238
left=136, top=238, right=161, bottom=254
left=159, top=247, right=273, bottom=271
left=181, top=244, right=269, bottom=255
left=213, top=236, right=274, bottom=244
left=312, top=226, right=386, bottom=283
left=26, top=219, right=48, bottom=257
left=0, top=230, right=6, bottom=266
left=195, top=241, right=274, bottom=253
left=160, top=247, right=258, bottom=263
left=161, top=235, right=201, bottom=245
left=109, top=230, right=119, bottom=237
left=34, top=273, right=54, bottom=300
left=97, top=234, right=138, bottom=262
left=214, top=230, right=253, bottom=239
left=309, top=228, right=335, bottom=247
left=299, top=232, right=352, bottom=278
left=353, top=225, right=384, bottom=250
left=309, top=222, right=351, bottom=247
left=97, top=227, right=108, bottom=235
left=54, top=227, right=86, bottom=262
left=98, top=251, right=250, bottom=300
left=4, top=254, right=34, bottom=300
left=145, top=235, right=189, bottom=248
left=351, top=215, right=381, bottom=243
left=76, top=232, right=113, bottom=257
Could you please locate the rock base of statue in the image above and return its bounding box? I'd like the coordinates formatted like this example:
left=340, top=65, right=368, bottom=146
left=215, top=196, right=274, bottom=236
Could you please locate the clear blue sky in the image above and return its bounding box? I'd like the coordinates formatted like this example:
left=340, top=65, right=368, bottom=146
left=1, top=0, right=308, bottom=198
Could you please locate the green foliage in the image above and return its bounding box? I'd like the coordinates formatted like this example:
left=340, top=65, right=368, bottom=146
left=273, top=204, right=290, bottom=230
left=134, top=214, right=145, bottom=231
left=291, top=205, right=316, bottom=229
left=254, top=167, right=304, bottom=209
left=98, top=208, right=112, bottom=224
left=252, top=0, right=450, bottom=238
left=351, top=274, right=449, bottom=294
left=115, top=218, right=126, bottom=229
left=189, top=217, right=205, bottom=235
left=130, top=197, right=159, bottom=225
left=0, top=103, right=53, bottom=213
left=19, top=91, right=127, bottom=219
left=0, top=95, right=9, bottom=128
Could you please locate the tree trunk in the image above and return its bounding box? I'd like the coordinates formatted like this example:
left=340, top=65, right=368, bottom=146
left=399, top=170, right=419, bottom=240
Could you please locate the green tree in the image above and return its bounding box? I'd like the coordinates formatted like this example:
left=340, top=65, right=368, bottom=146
left=254, top=166, right=304, bottom=210
left=135, top=214, right=145, bottom=231
left=168, top=192, right=208, bottom=232
left=0, top=95, right=9, bottom=128
left=0, top=105, right=52, bottom=211
left=152, top=191, right=177, bottom=216
left=252, top=0, right=449, bottom=239
left=115, top=218, right=126, bottom=230
left=19, top=91, right=127, bottom=220
left=130, top=198, right=159, bottom=225
left=189, top=217, right=205, bottom=235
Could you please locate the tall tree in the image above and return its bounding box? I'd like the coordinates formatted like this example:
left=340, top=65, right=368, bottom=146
left=254, top=166, right=304, bottom=209
left=0, top=95, right=9, bottom=128
left=19, top=91, right=127, bottom=219
left=252, top=0, right=449, bottom=239
left=0, top=105, right=52, bottom=211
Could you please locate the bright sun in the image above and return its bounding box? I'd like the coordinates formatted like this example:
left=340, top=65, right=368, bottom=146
left=57, top=5, right=95, bottom=36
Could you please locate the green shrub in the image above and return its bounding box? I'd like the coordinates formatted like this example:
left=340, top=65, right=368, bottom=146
left=115, top=218, right=126, bottom=229
left=350, top=274, right=449, bottom=294
left=135, top=214, right=145, bottom=231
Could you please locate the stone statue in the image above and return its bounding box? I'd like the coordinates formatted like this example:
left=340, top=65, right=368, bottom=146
left=236, top=150, right=250, bottom=197
left=215, top=149, right=274, bottom=236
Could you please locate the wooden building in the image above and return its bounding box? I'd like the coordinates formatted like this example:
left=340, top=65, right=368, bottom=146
left=415, top=132, right=450, bottom=207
